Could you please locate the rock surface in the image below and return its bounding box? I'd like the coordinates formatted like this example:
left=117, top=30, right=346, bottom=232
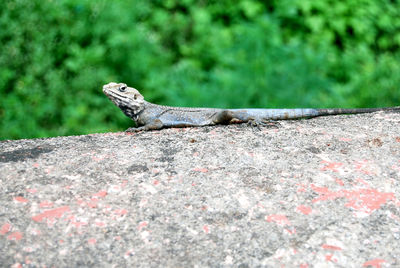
left=1, top=112, right=400, bottom=267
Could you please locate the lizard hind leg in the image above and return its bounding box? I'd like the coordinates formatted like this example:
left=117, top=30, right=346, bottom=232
left=213, top=110, right=235, bottom=124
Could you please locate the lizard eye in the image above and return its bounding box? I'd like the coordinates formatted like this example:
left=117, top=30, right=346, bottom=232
left=119, top=85, right=127, bottom=92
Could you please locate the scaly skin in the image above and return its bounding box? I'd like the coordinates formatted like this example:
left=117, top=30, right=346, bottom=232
left=103, top=82, right=400, bottom=131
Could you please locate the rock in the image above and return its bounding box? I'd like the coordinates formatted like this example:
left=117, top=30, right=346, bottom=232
left=0, top=112, right=399, bottom=267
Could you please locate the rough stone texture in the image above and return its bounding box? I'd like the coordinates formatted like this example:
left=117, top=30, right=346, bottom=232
left=1, top=112, right=400, bottom=267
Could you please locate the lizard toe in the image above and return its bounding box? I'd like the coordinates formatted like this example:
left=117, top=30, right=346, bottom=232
left=247, top=119, right=280, bottom=130
left=125, top=127, right=145, bottom=132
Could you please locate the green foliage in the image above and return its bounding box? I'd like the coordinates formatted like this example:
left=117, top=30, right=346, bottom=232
left=1, top=0, right=399, bottom=139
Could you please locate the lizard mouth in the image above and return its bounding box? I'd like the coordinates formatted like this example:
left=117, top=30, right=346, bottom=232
left=102, top=85, right=114, bottom=98
left=103, top=86, right=128, bottom=106
left=103, top=84, right=144, bottom=119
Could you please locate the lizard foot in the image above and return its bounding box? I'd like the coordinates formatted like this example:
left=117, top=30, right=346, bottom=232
left=125, top=127, right=145, bottom=132
left=247, top=119, right=280, bottom=130
left=125, top=120, right=164, bottom=132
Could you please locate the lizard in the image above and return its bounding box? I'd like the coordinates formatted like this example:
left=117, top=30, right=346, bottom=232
left=103, top=82, right=400, bottom=132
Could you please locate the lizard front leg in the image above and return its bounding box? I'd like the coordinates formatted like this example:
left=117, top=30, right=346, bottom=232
left=126, top=119, right=164, bottom=132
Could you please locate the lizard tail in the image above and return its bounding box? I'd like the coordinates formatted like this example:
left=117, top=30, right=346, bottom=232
left=317, top=106, right=400, bottom=116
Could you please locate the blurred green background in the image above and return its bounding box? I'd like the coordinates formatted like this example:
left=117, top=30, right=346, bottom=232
left=1, top=0, right=400, bottom=140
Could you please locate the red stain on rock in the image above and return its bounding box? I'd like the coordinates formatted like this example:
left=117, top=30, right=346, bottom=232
left=391, top=162, right=400, bottom=171
left=87, top=198, right=99, bottom=208
left=0, top=223, right=12, bottom=235
left=193, top=168, right=208, bottom=173
left=320, top=161, right=343, bottom=172
left=24, top=257, right=32, bottom=264
left=285, top=227, right=296, bottom=234
left=137, top=221, right=148, bottom=230
left=354, top=160, right=375, bottom=175
left=312, top=186, right=395, bottom=215
left=266, top=214, right=290, bottom=226
left=70, top=220, right=88, bottom=228
left=335, top=178, right=344, bottom=186
left=325, top=254, right=337, bottom=262
left=296, top=183, right=307, bottom=193
left=348, top=189, right=392, bottom=213
left=14, top=196, right=28, bottom=203
left=112, top=185, right=120, bottom=191
left=26, top=188, right=37, bottom=194
left=296, top=205, right=312, bottom=215
left=322, top=244, right=342, bottom=250
left=31, top=229, right=41, bottom=236
left=39, top=201, right=53, bottom=208
left=311, top=184, right=329, bottom=194
left=125, top=249, right=134, bottom=256
left=88, top=238, right=97, bottom=245
left=32, top=206, right=70, bottom=223
left=114, top=209, right=128, bottom=216
left=246, top=152, right=255, bottom=157
left=203, top=225, right=209, bottom=233
left=363, top=259, right=385, bottom=268
left=7, top=231, right=23, bottom=241
left=94, top=221, right=106, bottom=227
left=356, top=178, right=370, bottom=187
left=121, top=180, right=128, bottom=187
left=92, top=190, right=107, bottom=198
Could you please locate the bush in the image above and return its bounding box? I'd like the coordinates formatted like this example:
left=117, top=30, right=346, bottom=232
left=1, top=0, right=399, bottom=139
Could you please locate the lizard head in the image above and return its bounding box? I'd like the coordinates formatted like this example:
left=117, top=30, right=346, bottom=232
left=103, top=82, right=145, bottom=120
